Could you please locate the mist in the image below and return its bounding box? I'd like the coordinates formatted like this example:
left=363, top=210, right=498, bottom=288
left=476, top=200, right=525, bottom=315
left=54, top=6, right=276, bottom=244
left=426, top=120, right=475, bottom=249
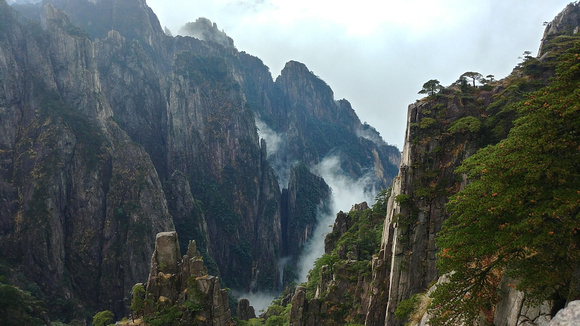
left=255, top=117, right=283, bottom=158
left=255, top=117, right=294, bottom=188
left=296, top=155, right=376, bottom=283
left=249, top=121, right=379, bottom=311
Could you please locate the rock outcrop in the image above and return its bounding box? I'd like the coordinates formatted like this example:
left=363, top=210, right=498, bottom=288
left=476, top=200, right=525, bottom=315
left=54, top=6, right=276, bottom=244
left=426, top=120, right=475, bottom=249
left=549, top=301, right=580, bottom=326
left=366, top=94, right=481, bottom=326
left=539, top=3, right=580, bottom=57
left=286, top=201, right=386, bottom=325
left=0, top=0, right=400, bottom=321
left=141, top=231, right=233, bottom=326
left=363, top=3, right=580, bottom=325
left=237, top=298, right=256, bottom=321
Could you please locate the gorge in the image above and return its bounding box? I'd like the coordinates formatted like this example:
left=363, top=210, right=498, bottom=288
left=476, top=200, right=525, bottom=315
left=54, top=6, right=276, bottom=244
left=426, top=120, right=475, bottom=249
left=0, top=0, right=399, bottom=323
left=0, top=1, right=579, bottom=326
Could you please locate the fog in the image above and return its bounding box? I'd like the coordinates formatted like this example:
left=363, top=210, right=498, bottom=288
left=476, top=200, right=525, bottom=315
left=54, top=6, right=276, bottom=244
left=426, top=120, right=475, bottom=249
left=296, top=155, right=376, bottom=283
left=255, top=117, right=292, bottom=188
left=236, top=154, right=377, bottom=313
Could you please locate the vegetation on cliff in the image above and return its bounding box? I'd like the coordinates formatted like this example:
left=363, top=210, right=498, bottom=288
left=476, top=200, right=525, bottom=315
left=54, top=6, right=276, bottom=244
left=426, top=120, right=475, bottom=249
left=429, top=40, right=580, bottom=325
left=254, top=191, right=388, bottom=326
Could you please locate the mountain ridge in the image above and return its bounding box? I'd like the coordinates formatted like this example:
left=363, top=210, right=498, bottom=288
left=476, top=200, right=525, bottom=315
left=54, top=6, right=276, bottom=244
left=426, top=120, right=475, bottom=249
left=0, top=0, right=400, bottom=323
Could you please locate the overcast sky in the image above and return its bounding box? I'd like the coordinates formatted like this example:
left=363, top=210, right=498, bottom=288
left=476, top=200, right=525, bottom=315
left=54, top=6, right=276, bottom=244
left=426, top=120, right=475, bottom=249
left=147, top=0, right=571, bottom=149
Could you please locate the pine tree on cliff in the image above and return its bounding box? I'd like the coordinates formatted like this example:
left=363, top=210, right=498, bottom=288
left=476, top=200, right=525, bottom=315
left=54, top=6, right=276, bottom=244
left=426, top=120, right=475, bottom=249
left=418, top=79, right=443, bottom=96
left=429, top=44, right=580, bottom=325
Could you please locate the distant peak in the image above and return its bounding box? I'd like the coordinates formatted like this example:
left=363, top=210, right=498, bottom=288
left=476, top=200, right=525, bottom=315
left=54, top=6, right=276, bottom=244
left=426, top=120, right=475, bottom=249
left=538, top=2, right=580, bottom=57
left=178, top=17, right=235, bottom=49
left=283, top=60, right=308, bottom=70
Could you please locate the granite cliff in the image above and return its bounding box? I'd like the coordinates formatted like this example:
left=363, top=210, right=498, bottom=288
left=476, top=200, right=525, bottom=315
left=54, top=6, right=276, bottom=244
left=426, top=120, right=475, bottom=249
left=0, top=0, right=399, bottom=323
left=276, top=3, right=580, bottom=326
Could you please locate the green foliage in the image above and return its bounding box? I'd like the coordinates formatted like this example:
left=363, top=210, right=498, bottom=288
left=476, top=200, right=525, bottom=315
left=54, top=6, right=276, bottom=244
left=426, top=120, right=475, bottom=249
left=372, top=188, right=391, bottom=215
left=395, top=293, right=421, bottom=321
left=174, top=51, right=230, bottom=85
left=253, top=302, right=292, bottom=326
left=447, top=116, right=482, bottom=134
left=430, top=44, right=580, bottom=325
left=0, top=282, right=46, bottom=326
left=130, top=284, right=146, bottom=318
left=291, top=163, right=331, bottom=229
left=460, top=72, right=483, bottom=87
left=305, top=254, right=340, bottom=299
left=394, top=194, right=411, bottom=206
left=302, top=118, right=373, bottom=171
left=419, top=117, right=437, bottom=129
left=247, top=318, right=266, bottom=325
left=34, top=77, right=107, bottom=170
left=418, top=79, right=443, bottom=96
left=231, top=240, right=253, bottom=265
left=264, top=316, right=286, bottom=326
left=332, top=209, right=384, bottom=261
left=92, top=310, right=114, bottom=326
left=143, top=304, right=183, bottom=326
left=182, top=300, right=204, bottom=312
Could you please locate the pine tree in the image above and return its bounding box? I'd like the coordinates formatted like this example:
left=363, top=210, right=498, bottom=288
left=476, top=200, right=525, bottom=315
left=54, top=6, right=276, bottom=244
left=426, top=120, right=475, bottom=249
left=429, top=44, right=580, bottom=325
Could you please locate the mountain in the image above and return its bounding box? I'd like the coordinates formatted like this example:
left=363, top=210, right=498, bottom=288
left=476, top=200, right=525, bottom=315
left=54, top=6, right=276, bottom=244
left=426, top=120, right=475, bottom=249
left=263, top=3, right=580, bottom=326
left=0, top=0, right=400, bottom=323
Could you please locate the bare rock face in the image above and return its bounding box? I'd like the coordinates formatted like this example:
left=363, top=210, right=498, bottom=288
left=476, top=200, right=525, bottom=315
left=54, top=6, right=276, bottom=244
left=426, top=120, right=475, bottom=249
left=237, top=298, right=256, bottom=321
left=1, top=0, right=400, bottom=320
left=549, top=301, right=580, bottom=326
left=492, top=276, right=555, bottom=326
left=539, top=2, right=580, bottom=57
left=143, top=231, right=233, bottom=326
left=289, top=286, right=308, bottom=326
left=0, top=0, right=174, bottom=318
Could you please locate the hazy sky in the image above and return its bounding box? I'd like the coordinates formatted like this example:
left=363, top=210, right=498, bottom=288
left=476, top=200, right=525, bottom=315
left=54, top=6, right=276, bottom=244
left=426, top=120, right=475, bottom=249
left=147, top=0, right=571, bottom=149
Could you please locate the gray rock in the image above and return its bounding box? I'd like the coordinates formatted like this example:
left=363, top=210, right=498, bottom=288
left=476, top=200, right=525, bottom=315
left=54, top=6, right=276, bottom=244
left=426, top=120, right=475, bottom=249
left=549, top=301, right=580, bottom=326
left=237, top=298, right=256, bottom=321
left=144, top=232, right=233, bottom=325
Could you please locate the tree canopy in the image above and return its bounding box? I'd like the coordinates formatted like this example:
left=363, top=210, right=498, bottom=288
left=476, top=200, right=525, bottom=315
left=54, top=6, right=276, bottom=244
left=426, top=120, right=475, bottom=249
left=460, top=71, right=483, bottom=87
left=429, top=45, right=580, bottom=325
left=418, top=79, right=443, bottom=96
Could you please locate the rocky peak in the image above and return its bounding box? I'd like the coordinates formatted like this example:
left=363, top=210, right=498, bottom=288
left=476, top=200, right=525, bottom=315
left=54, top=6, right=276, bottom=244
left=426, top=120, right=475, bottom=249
left=41, top=0, right=167, bottom=46
left=178, top=17, right=235, bottom=49
left=539, top=2, right=580, bottom=57
left=142, top=231, right=233, bottom=325
left=276, top=60, right=336, bottom=122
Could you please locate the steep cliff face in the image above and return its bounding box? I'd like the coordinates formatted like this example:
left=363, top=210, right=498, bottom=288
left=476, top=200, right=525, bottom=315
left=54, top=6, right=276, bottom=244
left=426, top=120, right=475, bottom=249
left=272, top=61, right=400, bottom=189
left=364, top=4, right=580, bottom=325
left=368, top=94, right=482, bottom=325
left=0, top=0, right=400, bottom=321
left=281, top=163, right=331, bottom=260
left=0, top=0, right=174, bottom=319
